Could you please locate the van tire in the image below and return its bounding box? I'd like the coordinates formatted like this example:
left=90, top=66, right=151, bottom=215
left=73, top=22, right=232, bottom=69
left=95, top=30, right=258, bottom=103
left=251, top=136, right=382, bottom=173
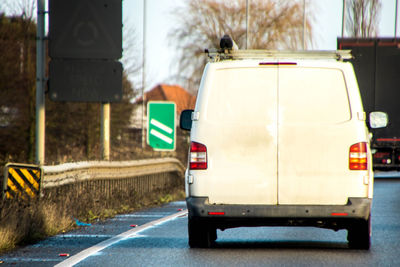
left=188, top=218, right=216, bottom=248
left=347, top=215, right=371, bottom=250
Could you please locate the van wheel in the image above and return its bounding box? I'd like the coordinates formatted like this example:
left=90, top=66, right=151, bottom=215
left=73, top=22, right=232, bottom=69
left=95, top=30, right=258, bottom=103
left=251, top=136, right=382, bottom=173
left=188, top=218, right=217, bottom=248
left=347, top=215, right=371, bottom=250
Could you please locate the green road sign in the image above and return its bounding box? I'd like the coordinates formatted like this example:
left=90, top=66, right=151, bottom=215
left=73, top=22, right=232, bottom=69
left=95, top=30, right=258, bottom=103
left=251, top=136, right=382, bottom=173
left=147, top=102, right=176, bottom=151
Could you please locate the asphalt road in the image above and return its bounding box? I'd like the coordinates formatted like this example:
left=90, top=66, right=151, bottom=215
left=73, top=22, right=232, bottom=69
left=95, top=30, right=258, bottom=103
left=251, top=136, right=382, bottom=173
left=1, top=178, right=400, bottom=266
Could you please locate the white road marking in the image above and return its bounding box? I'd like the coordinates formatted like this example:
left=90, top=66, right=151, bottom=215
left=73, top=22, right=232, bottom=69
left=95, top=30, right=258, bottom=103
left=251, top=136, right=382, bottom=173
left=150, top=119, right=173, bottom=134
left=112, top=214, right=163, bottom=219
left=0, top=257, right=59, bottom=262
left=55, top=234, right=114, bottom=238
left=115, top=213, right=171, bottom=218
left=150, top=129, right=173, bottom=144
left=55, top=209, right=188, bottom=267
left=168, top=201, right=186, bottom=206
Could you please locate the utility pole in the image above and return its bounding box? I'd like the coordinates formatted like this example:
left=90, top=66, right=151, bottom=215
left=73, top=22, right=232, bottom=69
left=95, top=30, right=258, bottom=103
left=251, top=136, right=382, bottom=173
left=342, top=0, right=346, bottom=38
left=142, top=0, right=147, bottom=149
left=395, top=0, right=399, bottom=39
left=246, top=0, right=249, bottom=49
left=36, top=0, right=46, bottom=165
left=303, top=0, right=306, bottom=50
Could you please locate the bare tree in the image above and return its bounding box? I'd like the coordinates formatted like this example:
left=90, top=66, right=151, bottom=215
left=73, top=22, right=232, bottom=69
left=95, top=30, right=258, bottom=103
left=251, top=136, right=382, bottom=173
left=169, top=0, right=314, bottom=94
left=1, top=0, right=36, bottom=21
left=122, top=19, right=143, bottom=90
left=346, top=0, right=381, bottom=37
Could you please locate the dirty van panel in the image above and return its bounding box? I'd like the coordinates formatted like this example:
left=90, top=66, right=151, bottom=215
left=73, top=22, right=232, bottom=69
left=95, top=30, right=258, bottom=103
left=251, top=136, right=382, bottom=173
left=278, top=68, right=351, bottom=124
left=278, top=67, right=364, bottom=205
left=198, top=67, right=278, bottom=205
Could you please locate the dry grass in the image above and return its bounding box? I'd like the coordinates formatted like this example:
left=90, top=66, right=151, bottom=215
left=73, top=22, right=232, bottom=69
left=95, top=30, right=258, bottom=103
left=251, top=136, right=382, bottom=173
left=0, top=198, right=73, bottom=252
left=0, top=186, right=185, bottom=254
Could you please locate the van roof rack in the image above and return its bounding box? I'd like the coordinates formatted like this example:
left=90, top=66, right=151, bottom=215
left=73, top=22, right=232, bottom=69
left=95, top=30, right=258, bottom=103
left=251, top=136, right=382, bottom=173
left=205, top=49, right=353, bottom=62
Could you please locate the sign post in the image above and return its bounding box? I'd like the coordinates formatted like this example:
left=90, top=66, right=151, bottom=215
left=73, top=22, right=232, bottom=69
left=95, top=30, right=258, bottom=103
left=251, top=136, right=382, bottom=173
left=36, top=0, right=46, bottom=165
left=147, top=102, right=176, bottom=151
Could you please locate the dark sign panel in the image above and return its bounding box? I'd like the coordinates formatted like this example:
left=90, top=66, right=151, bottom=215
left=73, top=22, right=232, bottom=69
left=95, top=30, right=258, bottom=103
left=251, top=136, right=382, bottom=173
left=48, top=0, right=123, bottom=102
left=49, top=60, right=122, bottom=102
left=49, top=0, right=122, bottom=60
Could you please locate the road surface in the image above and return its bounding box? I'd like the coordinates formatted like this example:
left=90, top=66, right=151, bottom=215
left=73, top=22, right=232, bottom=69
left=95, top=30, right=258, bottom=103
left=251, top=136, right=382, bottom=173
left=1, top=178, right=399, bottom=266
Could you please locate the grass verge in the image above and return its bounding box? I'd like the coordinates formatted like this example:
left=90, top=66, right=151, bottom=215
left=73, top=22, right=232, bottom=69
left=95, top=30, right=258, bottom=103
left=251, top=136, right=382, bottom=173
left=0, top=188, right=185, bottom=254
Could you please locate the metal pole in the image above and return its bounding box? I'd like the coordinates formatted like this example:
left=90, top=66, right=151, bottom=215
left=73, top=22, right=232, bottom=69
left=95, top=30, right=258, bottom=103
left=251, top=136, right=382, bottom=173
left=36, top=0, right=46, bottom=165
left=395, top=0, right=399, bottom=39
left=342, top=0, right=346, bottom=38
left=303, top=0, right=306, bottom=50
left=101, top=103, right=110, bottom=161
left=141, top=0, right=146, bottom=149
left=246, top=0, right=249, bottom=49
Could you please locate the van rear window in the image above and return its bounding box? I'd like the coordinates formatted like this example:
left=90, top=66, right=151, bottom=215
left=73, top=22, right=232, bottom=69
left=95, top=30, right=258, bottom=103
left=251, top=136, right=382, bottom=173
left=206, top=67, right=350, bottom=124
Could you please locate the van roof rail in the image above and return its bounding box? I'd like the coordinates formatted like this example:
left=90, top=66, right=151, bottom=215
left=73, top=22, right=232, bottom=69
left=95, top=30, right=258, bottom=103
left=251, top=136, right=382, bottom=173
left=205, top=49, right=352, bottom=62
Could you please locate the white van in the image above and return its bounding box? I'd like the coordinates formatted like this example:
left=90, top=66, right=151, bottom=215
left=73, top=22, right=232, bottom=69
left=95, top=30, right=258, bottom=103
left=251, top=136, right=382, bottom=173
left=180, top=39, right=388, bottom=249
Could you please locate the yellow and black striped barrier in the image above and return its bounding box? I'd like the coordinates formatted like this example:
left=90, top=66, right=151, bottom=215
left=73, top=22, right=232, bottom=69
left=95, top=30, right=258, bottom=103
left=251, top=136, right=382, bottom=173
left=3, top=163, right=42, bottom=200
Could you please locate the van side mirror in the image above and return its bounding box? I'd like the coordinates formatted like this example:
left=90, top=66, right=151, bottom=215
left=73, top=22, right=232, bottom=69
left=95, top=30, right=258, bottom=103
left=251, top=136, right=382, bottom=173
left=180, top=109, right=194, bottom=131
left=369, top=111, right=388, bottom=129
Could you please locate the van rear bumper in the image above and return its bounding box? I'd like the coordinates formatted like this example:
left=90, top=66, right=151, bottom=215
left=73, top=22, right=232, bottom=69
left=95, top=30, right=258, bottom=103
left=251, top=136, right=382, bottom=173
left=186, top=197, right=371, bottom=230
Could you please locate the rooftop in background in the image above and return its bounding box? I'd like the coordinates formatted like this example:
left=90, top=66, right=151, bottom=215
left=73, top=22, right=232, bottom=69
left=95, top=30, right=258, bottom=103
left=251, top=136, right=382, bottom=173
left=137, top=84, right=196, bottom=114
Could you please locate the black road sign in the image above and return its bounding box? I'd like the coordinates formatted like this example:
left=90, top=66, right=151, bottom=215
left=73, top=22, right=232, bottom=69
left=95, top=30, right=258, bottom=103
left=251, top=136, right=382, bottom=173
left=49, top=0, right=122, bottom=59
left=49, top=60, right=122, bottom=102
left=49, top=0, right=123, bottom=102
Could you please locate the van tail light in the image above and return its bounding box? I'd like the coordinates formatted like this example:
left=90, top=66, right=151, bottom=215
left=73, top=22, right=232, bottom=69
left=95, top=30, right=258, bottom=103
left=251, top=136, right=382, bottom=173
left=190, top=141, right=207, bottom=170
left=349, top=142, right=368, bottom=170
left=208, top=211, right=225, bottom=215
left=331, top=212, right=348, bottom=216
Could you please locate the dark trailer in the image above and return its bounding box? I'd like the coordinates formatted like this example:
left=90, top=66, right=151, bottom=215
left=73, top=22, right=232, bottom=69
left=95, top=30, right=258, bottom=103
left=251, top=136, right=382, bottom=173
left=338, top=38, right=400, bottom=170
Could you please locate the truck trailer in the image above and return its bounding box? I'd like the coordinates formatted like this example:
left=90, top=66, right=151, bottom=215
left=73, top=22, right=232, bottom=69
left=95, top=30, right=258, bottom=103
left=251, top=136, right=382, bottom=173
left=338, top=38, right=400, bottom=170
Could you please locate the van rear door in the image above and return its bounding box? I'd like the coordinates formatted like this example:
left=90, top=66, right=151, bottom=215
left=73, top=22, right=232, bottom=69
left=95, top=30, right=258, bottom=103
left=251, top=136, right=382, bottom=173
left=201, top=66, right=278, bottom=205
left=277, top=66, right=359, bottom=205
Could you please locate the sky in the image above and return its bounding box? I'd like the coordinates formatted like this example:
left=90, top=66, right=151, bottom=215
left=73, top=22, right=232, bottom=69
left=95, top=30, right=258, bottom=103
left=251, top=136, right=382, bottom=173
left=122, top=0, right=183, bottom=91
left=124, top=0, right=400, bottom=92
left=1, top=0, right=398, bottom=92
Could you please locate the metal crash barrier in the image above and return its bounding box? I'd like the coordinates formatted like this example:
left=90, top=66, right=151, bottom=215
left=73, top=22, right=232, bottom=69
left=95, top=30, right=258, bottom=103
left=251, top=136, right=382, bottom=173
left=2, top=158, right=185, bottom=200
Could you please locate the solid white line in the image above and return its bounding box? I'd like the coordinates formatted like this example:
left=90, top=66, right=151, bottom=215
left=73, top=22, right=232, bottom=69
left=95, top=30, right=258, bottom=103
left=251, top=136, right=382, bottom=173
left=113, top=214, right=164, bottom=218
left=0, top=257, right=60, bottom=262
left=150, top=129, right=173, bottom=144
left=55, top=209, right=188, bottom=267
left=150, top=119, right=173, bottom=134
left=55, top=234, right=114, bottom=238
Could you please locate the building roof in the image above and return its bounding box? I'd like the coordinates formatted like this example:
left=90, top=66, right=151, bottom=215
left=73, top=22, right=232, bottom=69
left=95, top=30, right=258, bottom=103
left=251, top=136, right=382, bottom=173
left=138, top=84, right=196, bottom=114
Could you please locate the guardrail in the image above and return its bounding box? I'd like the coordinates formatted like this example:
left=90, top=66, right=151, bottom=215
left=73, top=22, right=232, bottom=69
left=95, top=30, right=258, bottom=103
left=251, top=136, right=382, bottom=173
left=42, top=158, right=185, bottom=188
left=3, top=158, right=186, bottom=200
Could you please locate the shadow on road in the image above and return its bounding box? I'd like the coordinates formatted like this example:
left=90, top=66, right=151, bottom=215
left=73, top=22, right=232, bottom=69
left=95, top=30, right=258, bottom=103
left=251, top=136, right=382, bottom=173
left=211, top=240, right=349, bottom=250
